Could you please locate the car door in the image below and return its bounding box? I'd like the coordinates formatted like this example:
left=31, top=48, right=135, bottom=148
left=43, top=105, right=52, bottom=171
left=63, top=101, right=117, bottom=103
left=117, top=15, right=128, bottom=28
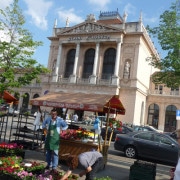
left=153, top=134, right=179, bottom=165
left=133, top=132, right=157, bottom=159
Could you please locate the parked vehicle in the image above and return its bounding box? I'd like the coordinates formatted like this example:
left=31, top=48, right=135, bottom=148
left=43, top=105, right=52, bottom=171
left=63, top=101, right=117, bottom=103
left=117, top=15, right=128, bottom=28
left=0, top=104, right=9, bottom=116
left=101, top=125, right=133, bottom=141
left=164, top=130, right=177, bottom=139
left=132, top=125, right=163, bottom=133
left=0, top=104, right=8, bottom=112
left=114, top=131, right=179, bottom=166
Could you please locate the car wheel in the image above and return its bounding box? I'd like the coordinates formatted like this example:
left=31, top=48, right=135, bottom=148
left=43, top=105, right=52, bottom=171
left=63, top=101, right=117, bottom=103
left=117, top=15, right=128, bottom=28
left=124, top=146, right=137, bottom=158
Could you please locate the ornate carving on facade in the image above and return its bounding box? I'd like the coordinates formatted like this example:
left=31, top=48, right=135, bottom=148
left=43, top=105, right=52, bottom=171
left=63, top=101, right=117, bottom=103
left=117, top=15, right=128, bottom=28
left=123, top=61, right=130, bottom=79
left=66, top=17, right=69, bottom=27
left=86, top=14, right=96, bottom=22
left=62, top=22, right=119, bottom=35
left=123, top=12, right=128, bottom=23
left=52, top=59, right=57, bottom=75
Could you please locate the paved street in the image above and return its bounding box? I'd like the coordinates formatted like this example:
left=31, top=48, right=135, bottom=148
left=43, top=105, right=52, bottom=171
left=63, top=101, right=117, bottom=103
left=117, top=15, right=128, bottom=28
left=1, top=116, right=173, bottom=180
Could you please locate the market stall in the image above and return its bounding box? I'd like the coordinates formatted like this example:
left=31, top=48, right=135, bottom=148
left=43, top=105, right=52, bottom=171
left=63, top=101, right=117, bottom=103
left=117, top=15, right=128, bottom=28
left=0, top=90, right=18, bottom=104
left=30, top=92, right=125, bottom=164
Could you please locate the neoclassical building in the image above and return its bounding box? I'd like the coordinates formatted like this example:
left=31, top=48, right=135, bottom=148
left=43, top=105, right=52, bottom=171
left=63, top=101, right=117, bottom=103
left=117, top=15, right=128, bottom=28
left=16, top=10, right=180, bottom=132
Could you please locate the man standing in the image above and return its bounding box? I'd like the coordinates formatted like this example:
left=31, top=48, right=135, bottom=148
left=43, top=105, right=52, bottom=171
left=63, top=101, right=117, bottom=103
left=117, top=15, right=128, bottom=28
left=42, top=108, right=68, bottom=172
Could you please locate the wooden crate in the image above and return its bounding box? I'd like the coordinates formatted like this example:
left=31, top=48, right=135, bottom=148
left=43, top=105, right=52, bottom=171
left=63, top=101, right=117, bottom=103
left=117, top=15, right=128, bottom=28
left=59, top=139, right=99, bottom=161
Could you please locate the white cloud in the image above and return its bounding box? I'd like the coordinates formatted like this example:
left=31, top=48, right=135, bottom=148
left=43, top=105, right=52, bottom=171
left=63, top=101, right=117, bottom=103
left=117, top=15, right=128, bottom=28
left=87, top=0, right=111, bottom=9
left=0, top=0, right=13, bottom=9
left=57, top=8, right=84, bottom=27
left=23, top=0, right=53, bottom=30
left=124, top=3, right=136, bottom=16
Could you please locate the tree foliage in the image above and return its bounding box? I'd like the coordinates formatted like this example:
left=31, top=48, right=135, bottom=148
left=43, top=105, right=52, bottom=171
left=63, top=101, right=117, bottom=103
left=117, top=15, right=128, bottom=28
left=0, top=0, right=49, bottom=95
left=146, top=0, right=180, bottom=88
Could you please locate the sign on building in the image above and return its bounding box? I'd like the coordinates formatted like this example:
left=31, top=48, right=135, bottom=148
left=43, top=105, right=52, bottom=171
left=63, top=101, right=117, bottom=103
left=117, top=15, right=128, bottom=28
left=176, top=110, right=180, bottom=120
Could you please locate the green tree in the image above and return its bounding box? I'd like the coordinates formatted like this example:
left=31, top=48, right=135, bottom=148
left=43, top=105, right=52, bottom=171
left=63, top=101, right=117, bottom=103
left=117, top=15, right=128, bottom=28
left=146, top=0, right=180, bottom=88
left=0, top=0, right=49, bottom=100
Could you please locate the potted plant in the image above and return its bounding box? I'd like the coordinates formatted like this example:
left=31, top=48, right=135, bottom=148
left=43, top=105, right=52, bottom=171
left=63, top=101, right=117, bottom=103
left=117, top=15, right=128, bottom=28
left=21, top=161, right=45, bottom=175
left=61, top=129, right=78, bottom=140
left=37, top=170, right=78, bottom=180
left=61, top=128, right=92, bottom=142
left=0, top=142, right=25, bottom=158
left=76, top=128, right=91, bottom=142
left=0, top=156, right=41, bottom=179
left=0, top=156, right=35, bottom=179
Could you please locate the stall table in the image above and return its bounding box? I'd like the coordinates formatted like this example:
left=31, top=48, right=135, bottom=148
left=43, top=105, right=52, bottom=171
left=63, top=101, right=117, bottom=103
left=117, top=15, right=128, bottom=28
left=59, top=139, right=100, bottom=161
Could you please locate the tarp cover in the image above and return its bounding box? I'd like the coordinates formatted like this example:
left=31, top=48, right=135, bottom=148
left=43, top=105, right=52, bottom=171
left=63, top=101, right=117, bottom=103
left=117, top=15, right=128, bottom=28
left=30, top=92, right=125, bottom=115
left=1, top=91, right=18, bottom=104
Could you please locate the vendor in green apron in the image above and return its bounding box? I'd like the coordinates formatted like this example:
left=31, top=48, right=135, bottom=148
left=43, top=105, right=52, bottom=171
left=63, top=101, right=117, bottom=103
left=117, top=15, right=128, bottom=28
left=42, top=108, right=68, bottom=172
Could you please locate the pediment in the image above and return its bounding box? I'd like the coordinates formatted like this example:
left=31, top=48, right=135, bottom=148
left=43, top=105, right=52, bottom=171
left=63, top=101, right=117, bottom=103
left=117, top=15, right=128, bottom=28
left=59, top=22, right=121, bottom=35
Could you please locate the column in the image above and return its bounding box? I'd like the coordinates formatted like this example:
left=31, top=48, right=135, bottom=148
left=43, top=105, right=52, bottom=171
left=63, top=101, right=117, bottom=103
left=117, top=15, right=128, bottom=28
left=18, top=93, right=23, bottom=112
left=114, top=41, right=121, bottom=76
left=111, top=37, right=122, bottom=85
left=158, top=103, right=166, bottom=131
left=52, top=43, right=62, bottom=82
left=70, top=43, right=80, bottom=83
left=90, top=42, right=99, bottom=84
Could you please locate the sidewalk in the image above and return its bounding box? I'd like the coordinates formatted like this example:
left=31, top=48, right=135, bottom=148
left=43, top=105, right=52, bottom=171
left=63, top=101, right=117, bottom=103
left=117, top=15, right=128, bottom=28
left=24, top=150, right=171, bottom=180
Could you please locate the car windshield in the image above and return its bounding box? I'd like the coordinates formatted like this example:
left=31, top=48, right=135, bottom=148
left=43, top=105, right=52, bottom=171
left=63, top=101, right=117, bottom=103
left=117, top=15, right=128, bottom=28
left=149, top=126, right=158, bottom=131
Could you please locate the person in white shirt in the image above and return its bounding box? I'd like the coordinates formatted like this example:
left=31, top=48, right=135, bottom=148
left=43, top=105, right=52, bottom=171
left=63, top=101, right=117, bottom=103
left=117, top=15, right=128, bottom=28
left=73, top=113, right=78, bottom=122
left=34, top=107, right=43, bottom=130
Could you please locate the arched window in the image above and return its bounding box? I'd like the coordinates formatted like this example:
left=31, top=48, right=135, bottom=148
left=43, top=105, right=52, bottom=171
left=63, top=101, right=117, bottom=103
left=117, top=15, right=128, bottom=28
left=82, top=48, right=95, bottom=78
left=102, top=48, right=116, bottom=79
left=64, top=49, right=76, bottom=78
left=164, top=105, right=177, bottom=132
left=147, top=103, right=159, bottom=128
left=22, top=93, right=30, bottom=112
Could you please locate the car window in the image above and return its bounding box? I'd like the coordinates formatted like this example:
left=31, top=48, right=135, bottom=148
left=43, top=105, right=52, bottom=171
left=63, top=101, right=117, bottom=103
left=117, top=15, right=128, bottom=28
left=121, top=126, right=125, bottom=133
left=154, top=134, right=172, bottom=145
left=133, top=126, right=140, bottom=131
left=134, top=133, right=153, bottom=141
left=142, top=128, right=149, bottom=131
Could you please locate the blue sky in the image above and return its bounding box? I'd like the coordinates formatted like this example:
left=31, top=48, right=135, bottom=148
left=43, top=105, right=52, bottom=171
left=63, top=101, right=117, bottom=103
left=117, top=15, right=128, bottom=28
left=0, top=0, right=176, bottom=67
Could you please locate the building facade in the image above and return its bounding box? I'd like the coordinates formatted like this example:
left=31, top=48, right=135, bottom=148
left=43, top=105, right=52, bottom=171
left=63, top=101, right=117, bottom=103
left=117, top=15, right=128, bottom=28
left=16, top=10, right=180, bottom=132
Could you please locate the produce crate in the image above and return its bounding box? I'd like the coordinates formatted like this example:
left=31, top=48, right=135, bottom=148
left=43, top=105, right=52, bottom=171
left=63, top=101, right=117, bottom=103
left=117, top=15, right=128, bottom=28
left=129, top=160, right=156, bottom=180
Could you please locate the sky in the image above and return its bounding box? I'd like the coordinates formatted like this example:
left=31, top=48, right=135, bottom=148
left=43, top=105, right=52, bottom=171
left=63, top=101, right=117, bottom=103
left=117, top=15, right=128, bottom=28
left=0, top=0, right=176, bottom=67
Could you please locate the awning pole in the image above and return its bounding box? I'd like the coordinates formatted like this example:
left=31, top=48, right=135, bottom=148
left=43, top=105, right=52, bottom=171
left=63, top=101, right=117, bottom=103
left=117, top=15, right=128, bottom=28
left=104, top=101, right=110, bottom=146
